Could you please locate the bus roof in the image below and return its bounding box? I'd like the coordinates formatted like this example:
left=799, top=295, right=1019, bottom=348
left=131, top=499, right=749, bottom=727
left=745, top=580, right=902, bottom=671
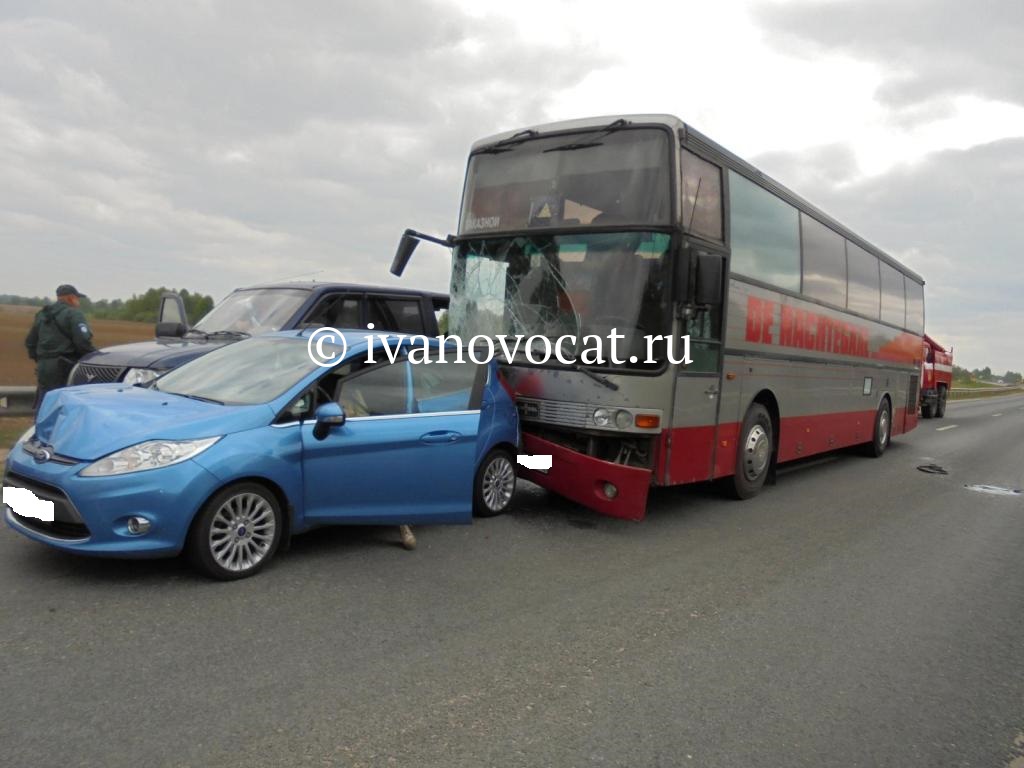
left=470, top=114, right=924, bottom=286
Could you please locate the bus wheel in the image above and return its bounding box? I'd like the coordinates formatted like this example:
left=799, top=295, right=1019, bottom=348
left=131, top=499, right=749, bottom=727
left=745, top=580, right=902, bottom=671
left=866, top=399, right=891, bottom=458
left=935, top=387, right=947, bottom=418
left=920, top=401, right=934, bottom=419
left=732, top=404, right=773, bottom=499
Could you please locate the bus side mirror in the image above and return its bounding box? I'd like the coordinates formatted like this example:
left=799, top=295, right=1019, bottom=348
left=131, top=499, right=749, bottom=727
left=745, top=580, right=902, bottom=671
left=673, top=250, right=693, bottom=303
left=391, top=230, right=420, bottom=276
left=695, top=253, right=723, bottom=306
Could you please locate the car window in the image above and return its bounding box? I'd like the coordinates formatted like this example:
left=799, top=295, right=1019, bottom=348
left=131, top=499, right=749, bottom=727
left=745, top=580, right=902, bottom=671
left=367, top=298, right=424, bottom=333
left=336, top=359, right=411, bottom=417
left=412, top=361, right=479, bottom=412
left=303, top=294, right=361, bottom=329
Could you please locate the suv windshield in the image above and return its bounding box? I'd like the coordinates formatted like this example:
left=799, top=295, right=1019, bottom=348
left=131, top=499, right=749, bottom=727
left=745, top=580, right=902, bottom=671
left=192, top=288, right=309, bottom=336
left=459, top=127, right=671, bottom=235
left=449, top=232, right=671, bottom=369
left=153, top=337, right=325, bottom=405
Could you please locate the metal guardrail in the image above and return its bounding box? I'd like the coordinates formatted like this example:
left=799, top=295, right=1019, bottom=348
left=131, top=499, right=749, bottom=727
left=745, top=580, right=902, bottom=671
left=948, top=385, right=1024, bottom=401
left=0, top=386, right=36, bottom=417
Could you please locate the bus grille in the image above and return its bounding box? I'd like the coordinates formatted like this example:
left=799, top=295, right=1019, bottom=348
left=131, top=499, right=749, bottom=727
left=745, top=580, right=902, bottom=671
left=70, top=363, right=125, bottom=385
left=516, top=398, right=592, bottom=428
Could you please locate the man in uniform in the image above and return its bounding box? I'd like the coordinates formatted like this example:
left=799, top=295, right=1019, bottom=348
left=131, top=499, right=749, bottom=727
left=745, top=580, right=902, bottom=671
left=25, top=284, right=97, bottom=410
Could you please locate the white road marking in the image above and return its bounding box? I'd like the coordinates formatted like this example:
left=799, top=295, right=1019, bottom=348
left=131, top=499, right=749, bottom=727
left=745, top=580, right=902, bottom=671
left=936, top=425, right=959, bottom=431
left=993, top=413, right=1003, bottom=417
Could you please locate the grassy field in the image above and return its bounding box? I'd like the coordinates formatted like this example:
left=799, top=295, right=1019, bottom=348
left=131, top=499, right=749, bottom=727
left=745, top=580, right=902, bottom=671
left=0, top=416, right=33, bottom=452
left=0, top=304, right=154, bottom=386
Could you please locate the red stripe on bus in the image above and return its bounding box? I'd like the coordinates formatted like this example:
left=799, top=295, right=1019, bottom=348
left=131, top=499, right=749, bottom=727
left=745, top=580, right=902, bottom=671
left=666, top=404, right=914, bottom=484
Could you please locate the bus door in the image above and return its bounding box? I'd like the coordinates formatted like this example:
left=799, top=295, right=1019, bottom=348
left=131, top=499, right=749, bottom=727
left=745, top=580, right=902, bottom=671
left=667, top=247, right=726, bottom=484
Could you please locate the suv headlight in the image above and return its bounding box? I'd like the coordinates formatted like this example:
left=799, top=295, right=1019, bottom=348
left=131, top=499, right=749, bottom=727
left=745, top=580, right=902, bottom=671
left=80, top=437, right=220, bottom=477
left=123, top=368, right=160, bottom=386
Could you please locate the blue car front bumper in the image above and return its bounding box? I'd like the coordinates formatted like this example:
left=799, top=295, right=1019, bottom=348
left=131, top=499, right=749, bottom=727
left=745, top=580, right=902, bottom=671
left=3, top=445, right=222, bottom=558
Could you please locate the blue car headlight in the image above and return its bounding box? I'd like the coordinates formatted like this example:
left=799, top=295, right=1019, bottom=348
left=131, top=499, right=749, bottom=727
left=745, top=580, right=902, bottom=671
left=16, top=426, right=35, bottom=445
left=80, top=437, right=221, bottom=477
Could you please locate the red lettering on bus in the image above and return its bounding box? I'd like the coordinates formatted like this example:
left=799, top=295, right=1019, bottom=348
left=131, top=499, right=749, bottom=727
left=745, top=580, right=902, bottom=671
left=745, top=296, right=775, bottom=344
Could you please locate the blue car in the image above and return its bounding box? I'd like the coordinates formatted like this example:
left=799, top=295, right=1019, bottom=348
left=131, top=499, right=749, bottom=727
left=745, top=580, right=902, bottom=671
left=3, top=331, right=519, bottom=579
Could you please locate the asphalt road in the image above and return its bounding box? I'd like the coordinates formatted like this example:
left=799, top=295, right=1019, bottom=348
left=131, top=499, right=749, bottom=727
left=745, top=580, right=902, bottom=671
left=2, top=395, right=1023, bottom=768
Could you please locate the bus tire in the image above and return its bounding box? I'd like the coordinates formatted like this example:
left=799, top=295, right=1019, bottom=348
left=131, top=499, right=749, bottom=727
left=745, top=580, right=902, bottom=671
left=866, top=399, right=891, bottom=458
left=732, top=404, right=773, bottom=500
left=935, top=387, right=947, bottom=418
left=920, top=401, right=934, bottom=419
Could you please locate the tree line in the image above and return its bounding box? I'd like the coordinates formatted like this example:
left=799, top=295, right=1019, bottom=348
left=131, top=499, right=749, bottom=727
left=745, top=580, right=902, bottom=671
left=953, top=365, right=1022, bottom=386
left=0, top=288, right=215, bottom=326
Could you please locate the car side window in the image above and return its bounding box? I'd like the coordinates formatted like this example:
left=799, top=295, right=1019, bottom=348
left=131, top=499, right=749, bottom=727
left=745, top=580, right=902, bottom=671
left=367, top=298, right=424, bottom=334
left=303, top=294, right=361, bottom=329
left=336, top=359, right=411, bottom=417
left=412, top=360, right=480, bottom=412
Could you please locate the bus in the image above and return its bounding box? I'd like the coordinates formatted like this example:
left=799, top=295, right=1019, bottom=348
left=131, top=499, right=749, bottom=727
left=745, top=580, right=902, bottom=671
left=392, top=114, right=924, bottom=521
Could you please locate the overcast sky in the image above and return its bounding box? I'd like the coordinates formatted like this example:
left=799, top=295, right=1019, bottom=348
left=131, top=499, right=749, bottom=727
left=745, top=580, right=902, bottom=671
left=1, top=0, right=1021, bottom=371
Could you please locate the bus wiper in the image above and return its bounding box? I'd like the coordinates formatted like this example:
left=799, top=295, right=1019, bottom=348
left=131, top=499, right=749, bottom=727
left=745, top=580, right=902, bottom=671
left=543, top=141, right=602, bottom=153
left=478, top=129, right=539, bottom=154
left=206, top=330, right=251, bottom=339
left=542, top=118, right=629, bottom=154
left=574, top=365, right=619, bottom=391
left=183, top=329, right=210, bottom=340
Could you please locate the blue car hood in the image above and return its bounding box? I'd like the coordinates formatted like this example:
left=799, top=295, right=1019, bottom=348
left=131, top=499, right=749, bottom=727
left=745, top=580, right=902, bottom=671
left=35, top=384, right=273, bottom=461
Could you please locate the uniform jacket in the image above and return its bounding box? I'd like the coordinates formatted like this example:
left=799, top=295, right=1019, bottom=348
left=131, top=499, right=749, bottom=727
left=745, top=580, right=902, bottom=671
left=25, top=302, right=96, bottom=363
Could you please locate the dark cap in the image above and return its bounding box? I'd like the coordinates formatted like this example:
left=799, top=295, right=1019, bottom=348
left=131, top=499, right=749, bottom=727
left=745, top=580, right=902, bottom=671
left=56, top=284, right=87, bottom=298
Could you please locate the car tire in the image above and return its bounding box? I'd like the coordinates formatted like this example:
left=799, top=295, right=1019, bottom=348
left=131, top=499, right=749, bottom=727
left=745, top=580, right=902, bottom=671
left=865, top=399, right=891, bottom=458
left=731, top=404, right=773, bottom=500
left=473, top=448, right=516, bottom=517
left=188, top=482, right=283, bottom=580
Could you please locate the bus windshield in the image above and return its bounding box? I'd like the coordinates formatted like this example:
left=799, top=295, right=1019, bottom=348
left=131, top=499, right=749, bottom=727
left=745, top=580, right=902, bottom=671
left=449, top=232, right=671, bottom=369
left=459, top=128, right=671, bottom=235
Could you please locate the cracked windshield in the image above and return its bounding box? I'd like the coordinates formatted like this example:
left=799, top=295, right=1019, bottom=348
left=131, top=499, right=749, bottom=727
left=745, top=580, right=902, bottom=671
left=450, top=232, right=671, bottom=369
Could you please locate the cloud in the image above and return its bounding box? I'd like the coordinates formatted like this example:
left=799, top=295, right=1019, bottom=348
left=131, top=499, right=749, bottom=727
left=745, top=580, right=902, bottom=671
left=0, top=1, right=611, bottom=300
left=755, top=0, right=1024, bottom=115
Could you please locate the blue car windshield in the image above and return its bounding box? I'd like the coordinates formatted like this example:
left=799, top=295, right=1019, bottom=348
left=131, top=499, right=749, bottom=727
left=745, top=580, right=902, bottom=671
left=152, top=337, right=326, bottom=405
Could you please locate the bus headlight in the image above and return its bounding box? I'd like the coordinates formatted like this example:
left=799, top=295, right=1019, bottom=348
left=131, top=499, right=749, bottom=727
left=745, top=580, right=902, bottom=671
left=615, top=410, right=632, bottom=430
left=593, top=408, right=612, bottom=427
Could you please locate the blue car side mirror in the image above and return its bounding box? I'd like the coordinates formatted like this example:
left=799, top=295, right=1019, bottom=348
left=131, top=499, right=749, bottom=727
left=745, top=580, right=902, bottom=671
left=313, top=402, right=346, bottom=441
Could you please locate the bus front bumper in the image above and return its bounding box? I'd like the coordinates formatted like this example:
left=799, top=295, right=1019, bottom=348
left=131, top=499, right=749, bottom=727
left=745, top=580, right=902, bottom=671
left=519, top=433, right=651, bottom=521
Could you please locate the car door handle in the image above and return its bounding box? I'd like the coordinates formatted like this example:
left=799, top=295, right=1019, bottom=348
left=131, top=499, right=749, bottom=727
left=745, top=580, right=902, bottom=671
left=420, top=430, right=462, bottom=444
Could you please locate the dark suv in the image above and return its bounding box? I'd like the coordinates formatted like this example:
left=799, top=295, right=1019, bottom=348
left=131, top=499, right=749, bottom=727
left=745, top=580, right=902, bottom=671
left=69, top=282, right=448, bottom=386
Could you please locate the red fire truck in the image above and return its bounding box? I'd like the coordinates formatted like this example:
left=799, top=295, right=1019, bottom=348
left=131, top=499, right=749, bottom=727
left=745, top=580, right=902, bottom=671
left=920, top=334, right=952, bottom=418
